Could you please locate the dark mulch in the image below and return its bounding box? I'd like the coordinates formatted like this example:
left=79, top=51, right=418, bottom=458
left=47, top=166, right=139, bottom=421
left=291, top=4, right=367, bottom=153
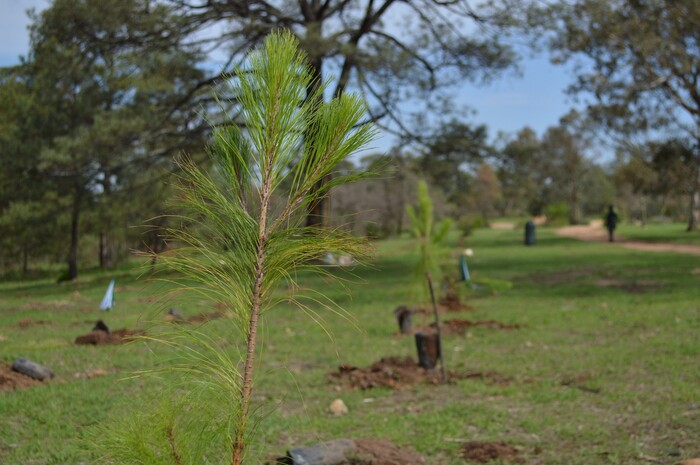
left=0, top=364, right=44, bottom=392
left=329, top=357, right=512, bottom=390
left=461, top=441, right=524, bottom=464
left=74, top=328, right=143, bottom=345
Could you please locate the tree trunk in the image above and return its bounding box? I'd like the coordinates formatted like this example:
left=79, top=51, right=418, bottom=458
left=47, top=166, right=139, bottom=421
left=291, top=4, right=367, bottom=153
left=304, top=33, right=328, bottom=229
left=99, top=232, right=106, bottom=268
left=67, top=189, right=82, bottom=280
left=150, top=231, right=159, bottom=269
left=230, top=182, right=271, bottom=465
left=687, top=189, right=699, bottom=231
left=22, top=245, right=28, bottom=275
left=687, top=159, right=699, bottom=231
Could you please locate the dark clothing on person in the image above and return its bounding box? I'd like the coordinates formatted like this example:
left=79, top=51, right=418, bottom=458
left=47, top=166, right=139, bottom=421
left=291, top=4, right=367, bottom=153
left=605, top=207, right=618, bottom=242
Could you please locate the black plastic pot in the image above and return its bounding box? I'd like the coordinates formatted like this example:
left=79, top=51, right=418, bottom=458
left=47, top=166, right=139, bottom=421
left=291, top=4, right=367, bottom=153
left=394, top=306, right=414, bottom=334
left=415, top=331, right=441, bottom=370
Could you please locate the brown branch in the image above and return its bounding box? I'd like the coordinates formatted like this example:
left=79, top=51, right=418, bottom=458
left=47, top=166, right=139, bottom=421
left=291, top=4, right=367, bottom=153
left=167, top=424, right=183, bottom=465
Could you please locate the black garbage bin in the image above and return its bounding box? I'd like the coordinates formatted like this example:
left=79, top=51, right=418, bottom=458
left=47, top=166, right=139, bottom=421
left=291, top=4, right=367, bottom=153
left=524, top=220, right=536, bottom=246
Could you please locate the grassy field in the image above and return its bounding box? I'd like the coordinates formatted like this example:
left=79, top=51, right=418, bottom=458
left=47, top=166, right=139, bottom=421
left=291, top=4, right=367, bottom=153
left=1, top=225, right=699, bottom=464
left=618, top=223, right=700, bottom=245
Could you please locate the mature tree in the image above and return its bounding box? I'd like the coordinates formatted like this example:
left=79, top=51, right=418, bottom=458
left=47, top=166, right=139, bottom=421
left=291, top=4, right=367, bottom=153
left=613, top=145, right=658, bottom=224
left=541, top=125, right=589, bottom=225
left=10, top=0, right=207, bottom=279
left=417, top=120, right=490, bottom=208
left=495, top=127, right=543, bottom=215
left=166, top=0, right=515, bottom=226
left=330, top=151, right=420, bottom=237
left=530, top=0, right=700, bottom=230
left=651, top=138, right=698, bottom=221
left=471, top=164, right=501, bottom=224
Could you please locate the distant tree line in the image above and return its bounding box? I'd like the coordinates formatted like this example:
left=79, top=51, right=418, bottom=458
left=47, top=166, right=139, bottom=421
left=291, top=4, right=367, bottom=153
left=1, top=0, right=699, bottom=277
left=329, top=116, right=693, bottom=239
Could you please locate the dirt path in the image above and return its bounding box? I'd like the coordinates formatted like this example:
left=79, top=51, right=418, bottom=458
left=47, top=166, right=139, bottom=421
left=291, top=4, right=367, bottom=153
left=556, top=220, right=700, bottom=256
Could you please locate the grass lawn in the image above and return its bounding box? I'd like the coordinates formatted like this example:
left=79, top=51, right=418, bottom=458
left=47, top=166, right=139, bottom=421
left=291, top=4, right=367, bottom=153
left=1, top=226, right=698, bottom=464
left=618, top=223, right=700, bottom=246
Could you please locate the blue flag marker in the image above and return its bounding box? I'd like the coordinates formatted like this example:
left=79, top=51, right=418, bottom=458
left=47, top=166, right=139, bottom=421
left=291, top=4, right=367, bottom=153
left=459, top=254, right=471, bottom=282
left=100, top=279, right=115, bottom=311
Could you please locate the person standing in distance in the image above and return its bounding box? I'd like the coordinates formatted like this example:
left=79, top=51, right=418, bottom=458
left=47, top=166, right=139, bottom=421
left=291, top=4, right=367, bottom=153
left=605, top=205, right=618, bottom=242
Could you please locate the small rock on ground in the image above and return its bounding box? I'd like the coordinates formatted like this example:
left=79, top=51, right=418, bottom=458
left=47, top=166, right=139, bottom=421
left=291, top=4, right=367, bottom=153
left=12, top=358, right=55, bottom=381
left=329, top=398, right=348, bottom=416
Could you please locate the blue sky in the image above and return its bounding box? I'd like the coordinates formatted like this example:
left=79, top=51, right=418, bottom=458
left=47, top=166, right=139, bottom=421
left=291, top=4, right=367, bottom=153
left=0, top=0, right=580, bottom=153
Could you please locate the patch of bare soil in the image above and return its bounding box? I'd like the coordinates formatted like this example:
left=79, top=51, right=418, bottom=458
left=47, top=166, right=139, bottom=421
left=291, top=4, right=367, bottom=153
left=74, top=328, right=143, bottom=345
left=345, top=438, right=426, bottom=465
left=560, top=373, right=601, bottom=394
left=556, top=221, right=700, bottom=256
left=328, top=357, right=512, bottom=390
left=0, top=364, right=44, bottom=392
left=461, top=441, right=523, bottom=464
left=23, top=300, right=73, bottom=310
left=187, top=310, right=225, bottom=323
left=490, top=222, right=515, bottom=230
left=13, top=318, right=51, bottom=329
left=438, top=295, right=474, bottom=312
left=430, top=319, right=522, bottom=335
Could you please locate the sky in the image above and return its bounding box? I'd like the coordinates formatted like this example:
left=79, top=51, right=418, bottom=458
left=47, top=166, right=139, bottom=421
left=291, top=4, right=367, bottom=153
left=0, top=0, right=581, bottom=153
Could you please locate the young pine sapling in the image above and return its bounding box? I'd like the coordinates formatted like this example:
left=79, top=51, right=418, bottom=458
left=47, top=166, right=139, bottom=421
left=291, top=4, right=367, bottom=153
left=98, top=31, right=376, bottom=465
left=406, top=180, right=453, bottom=382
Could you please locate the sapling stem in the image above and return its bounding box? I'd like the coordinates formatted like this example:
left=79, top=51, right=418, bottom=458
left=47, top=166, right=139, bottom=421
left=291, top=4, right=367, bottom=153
left=426, top=272, right=447, bottom=382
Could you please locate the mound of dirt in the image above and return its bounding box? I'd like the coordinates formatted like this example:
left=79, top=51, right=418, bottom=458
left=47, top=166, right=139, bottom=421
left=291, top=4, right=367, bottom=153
left=0, top=364, right=44, bottom=392
left=414, top=303, right=471, bottom=315
left=74, top=328, right=143, bottom=345
left=328, top=357, right=512, bottom=390
left=347, top=438, right=425, bottom=465
left=439, top=293, right=474, bottom=312
left=461, top=441, right=523, bottom=464
left=13, top=318, right=51, bottom=329
left=560, top=373, right=601, bottom=394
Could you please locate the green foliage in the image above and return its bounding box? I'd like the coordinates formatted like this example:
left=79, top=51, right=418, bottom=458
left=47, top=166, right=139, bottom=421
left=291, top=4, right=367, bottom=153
left=457, top=216, right=475, bottom=238
left=456, top=215, right=488, bottom=238
left=96, top=31, right=376, bottom=465
left=528, top=0, right=700, bottom=229
left=0, top=0, right=207, bottom=278
left=365, top=223, right=391, bottom=240
left=545, top=202, right=569, bottom=227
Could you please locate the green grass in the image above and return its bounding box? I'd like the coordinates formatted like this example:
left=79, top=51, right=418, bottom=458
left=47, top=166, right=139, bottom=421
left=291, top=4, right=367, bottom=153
left=618, top=223, right=700, bottom=245
left=1, top=227, right=699, bottom=464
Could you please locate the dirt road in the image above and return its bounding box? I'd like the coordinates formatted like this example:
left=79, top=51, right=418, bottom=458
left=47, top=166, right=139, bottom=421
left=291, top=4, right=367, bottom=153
left=556, top=220, right=700, bottom=256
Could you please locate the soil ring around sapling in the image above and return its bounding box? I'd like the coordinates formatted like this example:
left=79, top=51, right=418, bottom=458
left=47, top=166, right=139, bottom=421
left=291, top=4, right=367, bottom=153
left=431, top=318, right=523, bottom=334
left=328, top=356, right=512, bottom=390
left=74, top=327, right=144, bottom=345
left=0, top=364, right=44, bottom=392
